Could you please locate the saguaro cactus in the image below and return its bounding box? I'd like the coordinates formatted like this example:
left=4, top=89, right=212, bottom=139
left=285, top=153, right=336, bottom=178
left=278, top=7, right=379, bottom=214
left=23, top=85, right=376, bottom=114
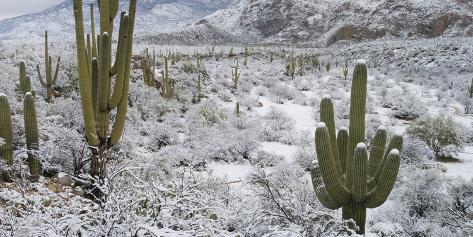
left=161, top=57, right=174, bottom=99
left=232, top=61, right=241, bottom=90
left=36, top=31, right=61, bottom=103
left=343, top=63, right=348, bottom=80
left=73, top=0, right=137, bottom=180
left=17, top=61, right=35, bottom=96
left=311, top=62, right=403, bottom=234
left=469, top=77, right=473, bottom=98
left=0, top=94, right=13, bottom=168
left=24, top=93, right=40, bottom=181
left=142, top=48, right=155, bottom=87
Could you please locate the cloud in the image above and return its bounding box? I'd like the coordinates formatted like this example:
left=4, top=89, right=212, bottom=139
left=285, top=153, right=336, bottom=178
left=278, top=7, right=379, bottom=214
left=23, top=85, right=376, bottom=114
left=0, top=0, right=64, bottom=20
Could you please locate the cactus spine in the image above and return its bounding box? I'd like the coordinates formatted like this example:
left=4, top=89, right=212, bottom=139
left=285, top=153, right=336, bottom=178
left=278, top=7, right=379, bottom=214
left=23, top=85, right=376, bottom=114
left=232, top=61, right=241, bottom=90
left=23, top=93, right=40, bottom=181
left=312, top=62, right=403, bottom=234
left=73, top=0, right=137, bottom=180
left=36, top=31, right=61, bottom=103
left=0, top=94, right=13, bottom=168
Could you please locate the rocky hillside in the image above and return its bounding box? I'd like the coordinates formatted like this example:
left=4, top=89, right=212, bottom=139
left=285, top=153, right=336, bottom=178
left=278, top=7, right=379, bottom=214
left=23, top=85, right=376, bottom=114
left=203, top=0, right=473, bottom=46
left=1, top=0, right=472, bottom=46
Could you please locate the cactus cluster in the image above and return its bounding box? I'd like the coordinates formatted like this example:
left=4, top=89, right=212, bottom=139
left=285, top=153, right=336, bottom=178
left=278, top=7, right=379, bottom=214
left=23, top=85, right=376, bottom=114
left=17, top=61, right=35, bottom=96
left=73, top=0, right=137, bottom=179
left=36, top=31, right=61, bottom=103
left=142, top=48, right=156, bottom=87
left=232, top=61, right=241, bottom=90
left=0, top=93, right=41, bottom=181
left=312, top=62, right=403, bottom=234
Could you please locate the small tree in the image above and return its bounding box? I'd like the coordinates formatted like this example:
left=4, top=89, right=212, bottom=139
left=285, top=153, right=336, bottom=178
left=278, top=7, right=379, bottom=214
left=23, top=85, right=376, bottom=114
left=407, top=115, right=465, bottom=161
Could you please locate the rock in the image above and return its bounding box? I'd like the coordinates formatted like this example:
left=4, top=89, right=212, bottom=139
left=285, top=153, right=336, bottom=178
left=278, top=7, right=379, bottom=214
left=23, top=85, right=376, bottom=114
left=72, top=186, right=85, bottom=197
left=255, top=101, right=263, bottom=107
left=56, top=172, right=74, bottom=187
left=47, top=183, right=61, bottom=193
left=209, top=213, right=218, bottom=220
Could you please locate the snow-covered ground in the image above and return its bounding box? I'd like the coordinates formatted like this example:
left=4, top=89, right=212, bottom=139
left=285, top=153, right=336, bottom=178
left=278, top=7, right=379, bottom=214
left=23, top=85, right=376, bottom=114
left=0, top=36, right=472, bottom=236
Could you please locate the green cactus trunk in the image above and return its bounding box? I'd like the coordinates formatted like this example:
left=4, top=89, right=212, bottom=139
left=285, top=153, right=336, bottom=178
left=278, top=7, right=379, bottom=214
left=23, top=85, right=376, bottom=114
left=72, top=0, right=137, bottom=181
left=24, top=93, right=40, bottom=181
left=0, top=95, right=13, bottom=169
left=312, top=61, right=403, bottom=234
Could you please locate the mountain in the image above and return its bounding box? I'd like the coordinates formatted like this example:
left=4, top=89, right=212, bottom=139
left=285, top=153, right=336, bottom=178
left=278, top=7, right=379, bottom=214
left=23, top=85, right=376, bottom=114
left=0, top=0, right=235, bottom=40
left=1, top=0, right=472, bottom=46
left=203, top=0, right=473, bottom=46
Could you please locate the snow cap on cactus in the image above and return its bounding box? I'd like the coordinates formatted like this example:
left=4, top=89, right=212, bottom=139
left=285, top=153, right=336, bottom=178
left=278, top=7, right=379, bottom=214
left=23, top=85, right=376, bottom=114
left=356, top=59, right=367, bottom=64
left=356, top=142, right=367, bottom=150
left=388, top=149, right=400, bottom=156
left=317, top=122, right=327, bottom=128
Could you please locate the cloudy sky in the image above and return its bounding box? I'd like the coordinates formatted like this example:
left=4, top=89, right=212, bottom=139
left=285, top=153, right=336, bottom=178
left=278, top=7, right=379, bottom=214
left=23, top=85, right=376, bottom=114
left=0, top=0, right=64, bottom=20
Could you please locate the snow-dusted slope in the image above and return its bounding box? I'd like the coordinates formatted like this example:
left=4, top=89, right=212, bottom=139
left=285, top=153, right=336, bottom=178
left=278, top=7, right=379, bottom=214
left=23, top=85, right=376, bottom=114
left=0, top=0, right=236, bottom=40
left=205, top=0, right=473, bottom=45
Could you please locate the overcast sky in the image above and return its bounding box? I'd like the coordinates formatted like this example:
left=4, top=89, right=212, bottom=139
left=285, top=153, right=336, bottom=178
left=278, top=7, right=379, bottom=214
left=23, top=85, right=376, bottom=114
left=0, top=0, right=64, bottom=20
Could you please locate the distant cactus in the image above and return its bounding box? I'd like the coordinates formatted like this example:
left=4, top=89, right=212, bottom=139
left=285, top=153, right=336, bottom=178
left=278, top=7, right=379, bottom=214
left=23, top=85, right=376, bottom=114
left=72, top=0, right=137, bottom=179
left=161, top=57, right=174, bottom=99
left=236, top=102, right=240, bottom=116
left=326, top=62, right=331, bottom=72
left=470, top=77, right=473, bottom=98
left=289, top=58, right=296, bottom=80
left=232, top=61, right=241, bottom=90
left=343, top=63, right=348, bottom=80
left=23, top=93, right=40, bottom=181
left=36, top=31, right=61, bottom=103
left=196, top=56, right=204, bottom=101
left=298, top=56, right=304, bottom=76
left=0, top=94, right=13, bottom=168
left=312, top=62, right=403, bottom=234
left=142, top=48, right=156, bottom=87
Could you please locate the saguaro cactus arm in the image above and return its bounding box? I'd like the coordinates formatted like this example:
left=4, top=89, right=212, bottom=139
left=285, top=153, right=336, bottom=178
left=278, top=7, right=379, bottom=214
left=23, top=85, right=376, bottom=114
left=365, top=149, right=400, bottom=208
left=315, top=123, right=351, bottom=205
left=73, top=0, right=99, bottom=146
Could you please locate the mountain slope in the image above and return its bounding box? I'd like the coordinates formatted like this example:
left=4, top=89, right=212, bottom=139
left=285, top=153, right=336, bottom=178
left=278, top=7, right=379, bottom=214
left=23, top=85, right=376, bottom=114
left=0, top=0, right=235, bottom=40
left=205, top=0, right=473, bottom=46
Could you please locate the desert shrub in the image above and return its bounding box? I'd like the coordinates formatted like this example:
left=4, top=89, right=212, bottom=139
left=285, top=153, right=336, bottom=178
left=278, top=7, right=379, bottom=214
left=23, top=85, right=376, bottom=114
left=407, top=115, right=465, bottom=161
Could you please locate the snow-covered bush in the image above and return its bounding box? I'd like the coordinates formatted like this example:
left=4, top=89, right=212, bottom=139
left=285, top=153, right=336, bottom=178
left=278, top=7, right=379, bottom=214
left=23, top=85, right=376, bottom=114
left=407, top=115, right=465, bottom=160
left=261, top=107, right=295, bottom=143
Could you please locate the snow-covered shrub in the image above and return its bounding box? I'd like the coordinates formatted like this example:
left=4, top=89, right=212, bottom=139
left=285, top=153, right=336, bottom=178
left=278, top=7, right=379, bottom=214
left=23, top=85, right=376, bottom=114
left=255, top=86, right=270, bottom=97
left=261, top=107, right=295, bottom=143
left=192, top=99, right=227, bottom=127
left=269, top=83, right=298, bottom=104
left=370, top=168, right=473, bottom=236
left=401, top=135, right=435, bottom=164
left=244, top=164, right=355, bottom=236
left=407, top=115, right=465, bottom=161
left=391, top=93, right=426, bottom=121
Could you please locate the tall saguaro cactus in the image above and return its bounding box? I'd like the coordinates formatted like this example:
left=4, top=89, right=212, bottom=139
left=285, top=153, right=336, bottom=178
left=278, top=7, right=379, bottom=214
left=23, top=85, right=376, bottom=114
left=36, top=31, right=61, bottom=103
left=311, top=62, right=403, bottom=234
left=0, top=94, right=13, bottom=169
left=73, top=0, right=137, bottom=180
left=161, top=57, right=174, bottom=99
left=142, top=48, right=155, bottom=87
left=24, top=93, right=40, bottom=181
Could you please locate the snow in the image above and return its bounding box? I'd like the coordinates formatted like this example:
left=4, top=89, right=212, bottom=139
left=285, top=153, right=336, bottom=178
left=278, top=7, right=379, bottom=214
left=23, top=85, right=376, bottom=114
left=443, top=146, right=473, bottom=181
